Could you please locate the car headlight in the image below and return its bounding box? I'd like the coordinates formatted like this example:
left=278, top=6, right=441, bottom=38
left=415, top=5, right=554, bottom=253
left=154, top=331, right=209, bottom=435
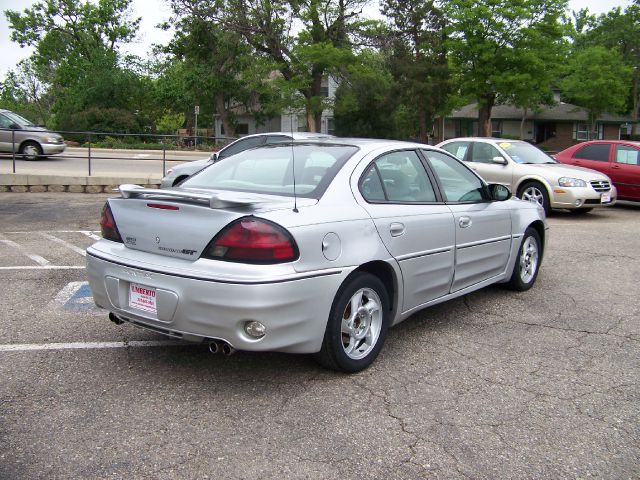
left=558, top=177, right=587, bottom=187
left=46, top=136, right=59, bottom=143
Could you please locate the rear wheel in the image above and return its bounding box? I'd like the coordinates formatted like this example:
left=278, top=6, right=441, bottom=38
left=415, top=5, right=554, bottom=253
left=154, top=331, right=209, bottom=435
left=314, top=272, right=389, bottom=373
left=507, top=228, right=541, bottom=291
left=20, top=141, right=43, bottom=161
left=518, top=181, right=550, bottom=215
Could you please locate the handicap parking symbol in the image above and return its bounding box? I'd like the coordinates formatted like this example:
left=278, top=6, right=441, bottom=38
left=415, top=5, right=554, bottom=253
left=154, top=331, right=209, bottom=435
left=51, top=281, right=103, bottom=314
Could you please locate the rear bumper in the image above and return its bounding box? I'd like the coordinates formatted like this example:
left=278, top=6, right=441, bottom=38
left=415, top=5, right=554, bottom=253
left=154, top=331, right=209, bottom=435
left=86, top=250, right=348, bottom=354
left=550, top=185, right=617, bottom=209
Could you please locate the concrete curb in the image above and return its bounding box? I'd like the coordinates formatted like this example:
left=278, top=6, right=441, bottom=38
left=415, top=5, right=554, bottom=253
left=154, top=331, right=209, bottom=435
left=0, top=173, right=159, bottom=193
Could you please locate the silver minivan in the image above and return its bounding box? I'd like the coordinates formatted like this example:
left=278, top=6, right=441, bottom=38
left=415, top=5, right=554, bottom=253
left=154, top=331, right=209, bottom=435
left=0, top=109, right=66, bottom=160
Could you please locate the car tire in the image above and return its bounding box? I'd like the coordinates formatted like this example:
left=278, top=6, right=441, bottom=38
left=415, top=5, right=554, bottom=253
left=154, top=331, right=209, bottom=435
left=569, top=208, right=593, bottom=215
left=314, top=272, right=389, bottom=373
left=20, top=141, right=43, bottom=161
left=507, top=227, right=542, bottom=291
left=518, top=181, right=550, bottom=215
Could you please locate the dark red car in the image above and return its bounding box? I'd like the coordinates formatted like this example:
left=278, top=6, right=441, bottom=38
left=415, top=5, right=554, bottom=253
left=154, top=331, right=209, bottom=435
left=555, top=140, right=640, bottom=202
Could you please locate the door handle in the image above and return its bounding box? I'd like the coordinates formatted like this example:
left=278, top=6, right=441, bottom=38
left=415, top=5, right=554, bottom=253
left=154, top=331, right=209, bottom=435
left=459, top=216, right=472, bottom=228
left=390, top=222, right=405, bottom=237
left=612, top=165, right=621, bottom=169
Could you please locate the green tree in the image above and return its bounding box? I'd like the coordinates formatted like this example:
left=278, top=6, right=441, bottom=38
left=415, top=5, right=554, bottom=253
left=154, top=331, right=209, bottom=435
left=444, top=0, right=567, bottom=136
left=573, top=3, right=640, bottom=134
left=381, top=0, right=449, bottom=143
left=561, top=46, right=632, bottom=138
left=0, top=59, right=54, bottom=125
left=5, top=0, right=144, bottom=132
left=333, top=50, right=398, bottom=138
left=173, top=0, right=367, bottom=132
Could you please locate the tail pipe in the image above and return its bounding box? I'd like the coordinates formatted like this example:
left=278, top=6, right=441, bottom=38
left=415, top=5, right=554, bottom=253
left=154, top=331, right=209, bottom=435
left=208, top=340, right=236, bottom=356
left=109, top=312, right=125, bottom=325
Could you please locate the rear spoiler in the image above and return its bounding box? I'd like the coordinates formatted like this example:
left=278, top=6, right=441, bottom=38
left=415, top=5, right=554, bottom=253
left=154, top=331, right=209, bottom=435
left=118, top=184, right=282, bottom=209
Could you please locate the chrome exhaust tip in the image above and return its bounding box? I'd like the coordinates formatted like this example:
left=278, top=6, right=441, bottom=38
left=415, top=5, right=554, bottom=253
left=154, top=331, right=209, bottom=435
left=208, top=341, right=221, bottom=354
left=221, top=343, right=236, bottom=356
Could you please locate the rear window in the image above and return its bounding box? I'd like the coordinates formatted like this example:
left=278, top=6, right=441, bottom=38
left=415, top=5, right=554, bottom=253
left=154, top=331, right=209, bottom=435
left=181, top=144, right=358, bottom=199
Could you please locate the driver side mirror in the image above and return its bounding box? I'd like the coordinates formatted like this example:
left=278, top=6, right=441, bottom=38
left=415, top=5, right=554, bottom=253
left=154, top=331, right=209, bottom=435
left=492, top=156, right=508, bottom=165
left=488, top=183, right=512, bottom=201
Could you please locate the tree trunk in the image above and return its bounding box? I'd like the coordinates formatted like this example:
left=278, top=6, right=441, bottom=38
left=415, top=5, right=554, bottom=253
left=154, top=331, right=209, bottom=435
left=418, top=104, right=428, bottom=143
left=632, top=68, right=639, bottom=136
left=477, top=93, right=495, bottom=137
left=304, top=70, right=324, bottom=133
left=215, top=92, right=234, bottom=138
left=520, top=108, right=528, bottom=140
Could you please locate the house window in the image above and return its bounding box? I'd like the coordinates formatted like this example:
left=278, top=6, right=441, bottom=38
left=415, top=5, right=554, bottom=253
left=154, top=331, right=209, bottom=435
left=575, top=123, right=603, bottom=141
left=236, top=123, right=249, bottom=135
left=327, top=117, right=335, bottom=136
left=491, top=120, right=502, bottom=137
left=320, top=77, right=329, bottom=97
left=297, top=115, right=308, bottom=132
left=619, top=123, right=632, bottom=140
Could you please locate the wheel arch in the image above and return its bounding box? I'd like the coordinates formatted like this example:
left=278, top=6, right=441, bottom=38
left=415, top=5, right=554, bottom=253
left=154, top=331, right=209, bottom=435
left=515, top=176, right=552, bottom=198
left=527, top=220, right=546, bottom=260
left=349, top=260, right=399, bottom=320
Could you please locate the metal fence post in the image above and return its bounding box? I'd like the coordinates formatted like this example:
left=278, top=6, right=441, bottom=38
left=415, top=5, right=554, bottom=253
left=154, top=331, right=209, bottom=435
left=11, top=129, right=16, bottom=173
left=88, top=134, right=92, bottom=176
left=162, top=140, right=166, bottom=176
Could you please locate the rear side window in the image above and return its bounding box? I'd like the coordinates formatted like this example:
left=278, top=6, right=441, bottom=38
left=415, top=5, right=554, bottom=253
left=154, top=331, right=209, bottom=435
left=423, top=150, right=488, bottom=203
left=440, top=141, right=470, bottom=161
left=360, top=151, right=437, bottom=203
left=218, top=136, right=265, bottom=159
left=574, top=144, right=611, bottom=162
left=615, top=145, right=640, bottom=166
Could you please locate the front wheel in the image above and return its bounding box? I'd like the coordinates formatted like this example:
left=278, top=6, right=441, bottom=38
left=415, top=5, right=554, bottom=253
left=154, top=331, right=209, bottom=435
left=518, top=182, right=550, bottom=215
left=20, top=141, right=43, bottom=161
left=507, top=228, right=542, bottom=291
left=314, top=272, right=389, bottom=373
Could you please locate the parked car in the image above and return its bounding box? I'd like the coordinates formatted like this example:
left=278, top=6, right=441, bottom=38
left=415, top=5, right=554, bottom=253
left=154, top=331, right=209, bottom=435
left=555, top=140, right=640, bottom=202
left=160, top=132, right=333, bottom=188
left=88, top=139, right=547, bottom=372
left=0, top=109, right=65, bottom=160
left=437, top=138, right=616, bottom=214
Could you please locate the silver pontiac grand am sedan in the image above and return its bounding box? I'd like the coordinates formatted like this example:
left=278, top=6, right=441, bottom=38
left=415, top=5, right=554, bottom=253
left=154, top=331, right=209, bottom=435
left=87, top=139, right=548, bottom=372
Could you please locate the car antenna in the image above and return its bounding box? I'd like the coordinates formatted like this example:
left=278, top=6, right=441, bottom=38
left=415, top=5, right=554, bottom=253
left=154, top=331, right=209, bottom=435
left=290, top=116, right=299, bottom=213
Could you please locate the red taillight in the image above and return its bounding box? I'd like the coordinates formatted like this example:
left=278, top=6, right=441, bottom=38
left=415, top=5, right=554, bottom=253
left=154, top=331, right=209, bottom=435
left=202, top=217, right=299, bottom=264
left=100, top=203, right=123, bottom=243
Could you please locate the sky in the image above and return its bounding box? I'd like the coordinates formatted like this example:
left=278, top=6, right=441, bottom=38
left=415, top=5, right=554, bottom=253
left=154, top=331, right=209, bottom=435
left=0, top=0, right=634, bottom=79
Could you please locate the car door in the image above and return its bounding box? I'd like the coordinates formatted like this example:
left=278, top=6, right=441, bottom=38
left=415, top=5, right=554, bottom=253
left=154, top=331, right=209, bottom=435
left=466, top=141, right=514, bottom=188
left=568, top=142, right=613, bottom=177
left=422, top=150, right=513, bottom=293
left=612, top=144, right=640, bottom=200
left=356, top=149, right=456, bottom=312
left=0, top=113, right=15, bottom=152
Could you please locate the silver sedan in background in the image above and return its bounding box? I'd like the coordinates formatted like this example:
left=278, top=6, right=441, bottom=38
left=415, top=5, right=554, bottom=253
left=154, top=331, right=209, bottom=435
left=160, top=131, right=333, bottom=188
left=88, top=139, right=547, bottom=372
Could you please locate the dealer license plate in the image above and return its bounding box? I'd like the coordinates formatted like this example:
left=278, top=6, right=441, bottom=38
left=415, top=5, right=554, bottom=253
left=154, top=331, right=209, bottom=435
left=601, top=192, right=611, bottom=203
left=128, top=283, right=157, bottom=314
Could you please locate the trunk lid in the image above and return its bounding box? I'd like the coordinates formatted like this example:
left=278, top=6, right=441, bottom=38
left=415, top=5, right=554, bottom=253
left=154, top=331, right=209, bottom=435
left=109, top=185, right=315, bottom=260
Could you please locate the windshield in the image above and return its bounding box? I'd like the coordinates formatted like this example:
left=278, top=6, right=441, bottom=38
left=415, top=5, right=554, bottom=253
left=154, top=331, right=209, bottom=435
left=4, top=111, right=35, bottom=127
left=498, top=141, right=556, bottom=164
left=181, top=143, right=358, bottom=199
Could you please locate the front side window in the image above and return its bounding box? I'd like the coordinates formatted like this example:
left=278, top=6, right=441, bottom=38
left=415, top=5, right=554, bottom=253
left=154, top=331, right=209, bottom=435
left=0, top=114, right=13, bottom=128
left=423, top=150, right=488, bottom=203
left=183, top=144, right=358, bottom=199
left=615, top=145, right=640, bottom=166
left=470, top=142, right=502, bottom=163
left=574, top=144, right=611, bottom=162
left=360, top=151, right=437, bottom=203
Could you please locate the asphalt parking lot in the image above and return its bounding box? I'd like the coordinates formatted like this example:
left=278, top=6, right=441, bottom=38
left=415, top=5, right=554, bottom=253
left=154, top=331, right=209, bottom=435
left=1, top=193, right=638, bottom=479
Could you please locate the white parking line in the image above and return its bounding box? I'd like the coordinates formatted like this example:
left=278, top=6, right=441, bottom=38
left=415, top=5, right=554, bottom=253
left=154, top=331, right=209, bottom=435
left=0, top=237, right=50, bottom=266
left=0, top=340, right=188, bottom=352
left=39, top=232, right=87, bottom=256
left=0, top=266, right=84, bottom=270
left=80, top=230, right=101, bottom=241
